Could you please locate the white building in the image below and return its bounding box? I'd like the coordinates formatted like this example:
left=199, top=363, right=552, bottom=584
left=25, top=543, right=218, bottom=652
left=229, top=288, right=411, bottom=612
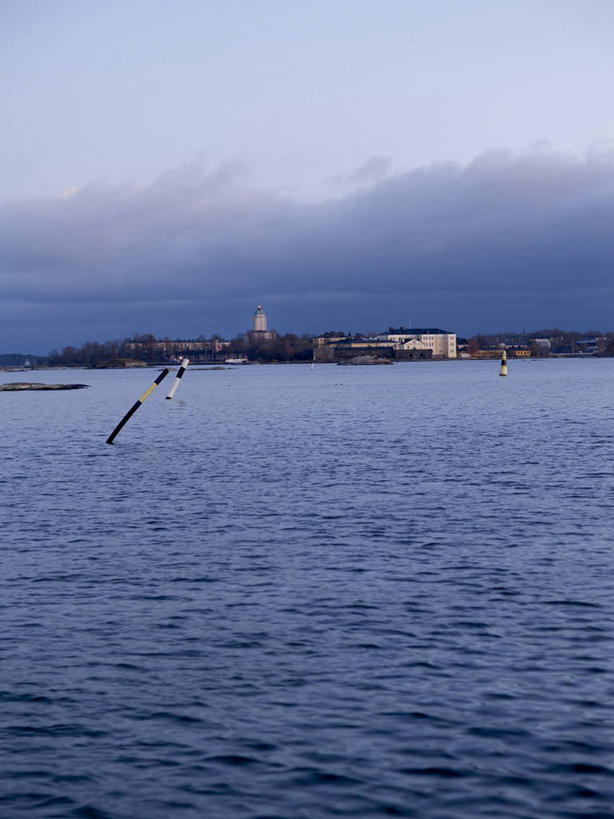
left=253, top=305, right=268, bottom=332
left=248, top=305, right=275, bottom=342
left=376, top=328, right=457, bottom=358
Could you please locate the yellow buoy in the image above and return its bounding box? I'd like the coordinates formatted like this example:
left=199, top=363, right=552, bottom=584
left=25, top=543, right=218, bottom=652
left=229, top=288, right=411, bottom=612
left=499, top=350, right=508, bottom=377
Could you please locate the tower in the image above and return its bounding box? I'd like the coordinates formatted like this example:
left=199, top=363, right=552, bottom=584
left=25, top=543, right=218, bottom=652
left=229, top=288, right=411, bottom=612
left=253, top=305, right=267, bottom=333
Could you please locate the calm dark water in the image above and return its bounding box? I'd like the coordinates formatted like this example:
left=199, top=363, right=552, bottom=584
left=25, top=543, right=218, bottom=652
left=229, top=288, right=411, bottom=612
left=1, top=360, right=614, bottom=818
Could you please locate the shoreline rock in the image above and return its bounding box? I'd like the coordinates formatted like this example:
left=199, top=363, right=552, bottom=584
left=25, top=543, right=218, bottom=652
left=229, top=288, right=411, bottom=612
left=337, top=355, right=393, bottom=366
left=89, top=359, right=147, bottom=368
left=0, top=382, right=89, bottom=391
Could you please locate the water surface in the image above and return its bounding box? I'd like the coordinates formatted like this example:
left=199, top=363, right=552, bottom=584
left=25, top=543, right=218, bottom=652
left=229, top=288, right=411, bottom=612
left=1, top=360, right=613, bottom=817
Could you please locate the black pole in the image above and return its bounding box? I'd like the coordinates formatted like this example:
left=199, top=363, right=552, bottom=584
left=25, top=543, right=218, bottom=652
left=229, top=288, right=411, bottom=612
left=106, top=369, right=169, bottom=444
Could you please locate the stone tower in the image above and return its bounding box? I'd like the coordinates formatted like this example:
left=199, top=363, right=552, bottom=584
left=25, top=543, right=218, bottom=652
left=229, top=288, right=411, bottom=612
left=253, top=305, right=267, bottom=333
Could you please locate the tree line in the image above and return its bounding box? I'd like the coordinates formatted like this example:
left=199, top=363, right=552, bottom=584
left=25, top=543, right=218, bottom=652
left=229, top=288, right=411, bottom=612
left=39, top=327, right=614, bottom=367
left=466, top=329, right=614, bottom=356
left=47, top=333, right=316, bottom=366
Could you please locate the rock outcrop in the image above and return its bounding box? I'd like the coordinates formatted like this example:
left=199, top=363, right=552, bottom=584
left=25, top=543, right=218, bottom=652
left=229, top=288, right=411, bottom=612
left=0, top=382, right=89, bottom=391
left=337, top=355, right=393, bottom=366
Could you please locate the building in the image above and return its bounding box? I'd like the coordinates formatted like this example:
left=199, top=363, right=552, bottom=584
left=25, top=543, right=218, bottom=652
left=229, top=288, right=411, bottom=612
left=247, top=305, right=275, bottom=342
left=467, top=345, right=530, bottom=359
left=575, top=336, right=605, bottom=355
left=253, top=305, right=267, bottom=332
left=472, top=349, right=508, bottom=359
left=124, top=337, right=229, bottom=362
left=321, top=338, right=431, bottom=361
left=314, top=326, right=456, bottom=361
left=375, top=327, right=457, bottom=359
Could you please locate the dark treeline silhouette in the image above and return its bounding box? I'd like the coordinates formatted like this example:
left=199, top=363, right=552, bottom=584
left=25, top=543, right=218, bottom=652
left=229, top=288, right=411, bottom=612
left=39, top=327, right=614, bottom=367
left=49, top=340, right=126, bottom=366
left=0, top=353, right=48, bottom=366
left=227, top=333, right=313, bottom=362
left=47, top=333, right=316, bottom=366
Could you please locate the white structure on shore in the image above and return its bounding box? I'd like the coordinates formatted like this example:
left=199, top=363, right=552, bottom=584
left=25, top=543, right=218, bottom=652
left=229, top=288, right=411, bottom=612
left=253, top=305, right=267, bottom=332
left=248, top=305, right=275, bottom=342
left=314, top=327, right=457, bottom=361
left=375, top=328, right=457, bottom=358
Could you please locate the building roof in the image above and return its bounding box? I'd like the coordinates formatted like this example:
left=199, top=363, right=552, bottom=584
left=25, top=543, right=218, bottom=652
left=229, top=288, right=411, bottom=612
left=387, top=327, right=451, bottom=335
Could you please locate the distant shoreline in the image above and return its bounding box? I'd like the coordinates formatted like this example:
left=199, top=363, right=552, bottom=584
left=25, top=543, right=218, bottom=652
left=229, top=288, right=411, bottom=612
left=1, top=355, right=610, bottom=373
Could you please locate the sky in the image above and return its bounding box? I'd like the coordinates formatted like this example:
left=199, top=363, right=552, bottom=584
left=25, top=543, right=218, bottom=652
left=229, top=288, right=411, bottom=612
left=2, top=0, right=614, bottom=352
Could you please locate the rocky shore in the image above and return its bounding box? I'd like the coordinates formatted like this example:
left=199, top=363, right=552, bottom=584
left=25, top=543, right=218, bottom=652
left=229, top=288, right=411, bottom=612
left=337, top=355, right=393, bottom=365
left=0, top=382, right=89, bottom=391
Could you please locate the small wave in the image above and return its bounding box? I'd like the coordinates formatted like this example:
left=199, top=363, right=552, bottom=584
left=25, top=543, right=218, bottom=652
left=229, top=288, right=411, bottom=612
left=400, top=766, right=467, bottom=778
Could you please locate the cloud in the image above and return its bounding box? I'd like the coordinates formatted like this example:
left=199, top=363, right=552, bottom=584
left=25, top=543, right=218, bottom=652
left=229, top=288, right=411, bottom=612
left=2, top=147, right=614, bottom=351
left=332, top=155, right=392, bottom=190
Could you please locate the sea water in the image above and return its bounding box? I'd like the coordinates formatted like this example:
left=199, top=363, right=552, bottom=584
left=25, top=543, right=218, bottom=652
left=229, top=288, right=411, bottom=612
left=1, top=360, right=613, bottom=818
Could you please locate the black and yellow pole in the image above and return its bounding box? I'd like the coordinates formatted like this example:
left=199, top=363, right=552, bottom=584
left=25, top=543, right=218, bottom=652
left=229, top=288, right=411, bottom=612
left=106, top=369, right=169, bottom=444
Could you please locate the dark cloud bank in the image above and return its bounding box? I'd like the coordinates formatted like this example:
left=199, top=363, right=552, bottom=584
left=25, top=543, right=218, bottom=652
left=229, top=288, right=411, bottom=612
left=2, top=148, right=614, bottom=352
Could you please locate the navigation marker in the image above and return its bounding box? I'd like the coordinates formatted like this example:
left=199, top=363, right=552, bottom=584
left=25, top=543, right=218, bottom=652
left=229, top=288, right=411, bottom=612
left=105, top=369, right=169, bottom=444
left=166, top=358, right=190, bottom=399
left=499, top=350, right=508, bottom=377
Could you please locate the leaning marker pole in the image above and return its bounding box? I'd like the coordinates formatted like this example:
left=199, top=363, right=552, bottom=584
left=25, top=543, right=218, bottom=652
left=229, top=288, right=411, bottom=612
left=166, top=358, right=190, bottom=399
left=106, top=369, right=169, bottom=444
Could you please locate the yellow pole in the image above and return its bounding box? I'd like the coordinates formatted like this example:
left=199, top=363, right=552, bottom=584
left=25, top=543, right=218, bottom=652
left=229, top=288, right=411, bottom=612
left=106, top=369, right=169, bottom=444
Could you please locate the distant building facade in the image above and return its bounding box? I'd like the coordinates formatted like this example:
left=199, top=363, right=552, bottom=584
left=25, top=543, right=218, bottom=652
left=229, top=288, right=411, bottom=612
left=247, top=304, right=275, bottom=342
left=253, top=305, right=267, bottom=332
left=124, top=337, right=229, bottom=362
left=376, top=328, right=457, bottom=358
left=574, top=336, right=605, bottom=355
left=314, top=327, right=457, bottom=361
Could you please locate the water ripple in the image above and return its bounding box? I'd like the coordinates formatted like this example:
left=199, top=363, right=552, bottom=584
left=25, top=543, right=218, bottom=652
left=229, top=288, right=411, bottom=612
left=2, top=362, right=614, bottom=817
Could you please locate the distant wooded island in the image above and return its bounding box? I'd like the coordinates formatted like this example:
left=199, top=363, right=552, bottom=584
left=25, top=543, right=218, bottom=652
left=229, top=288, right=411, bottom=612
left=3, top=327, right=614, bottom=368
